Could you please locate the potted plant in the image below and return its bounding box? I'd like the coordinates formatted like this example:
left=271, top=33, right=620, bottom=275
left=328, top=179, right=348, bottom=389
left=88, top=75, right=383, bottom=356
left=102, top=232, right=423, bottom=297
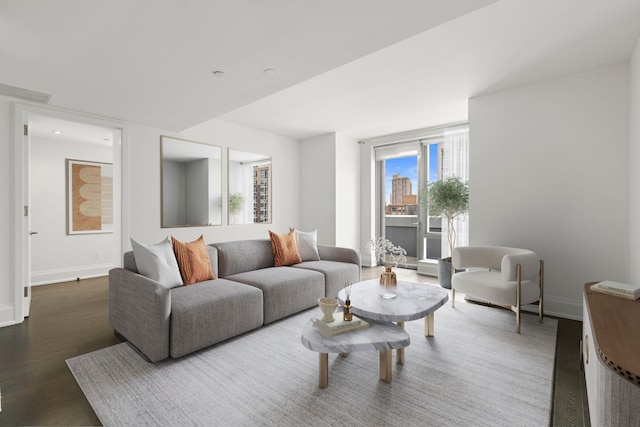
left=228, top=192, right=245, bottom=223
left=421, top=177, right=469, bottom=288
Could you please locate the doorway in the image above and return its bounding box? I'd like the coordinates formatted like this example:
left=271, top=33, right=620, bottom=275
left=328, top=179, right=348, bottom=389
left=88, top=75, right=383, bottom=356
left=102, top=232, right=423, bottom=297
left=13, top=104, right=123, bottom=321
left=372, top=123, right=469, bottom=276
left=381, top=155, right=420, bottom=268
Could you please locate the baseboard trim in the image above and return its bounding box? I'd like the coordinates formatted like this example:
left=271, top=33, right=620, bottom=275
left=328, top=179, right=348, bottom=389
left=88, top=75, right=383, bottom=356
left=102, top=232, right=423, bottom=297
left=539, top=295, right=583, bottom=321
left=0, top=303, right=16, bottom=327
left=31, top=264, right=112, bottom=286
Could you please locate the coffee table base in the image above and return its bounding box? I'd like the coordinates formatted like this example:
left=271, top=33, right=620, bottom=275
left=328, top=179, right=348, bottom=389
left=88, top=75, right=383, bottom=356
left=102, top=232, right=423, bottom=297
left=318, top=349, right=394, bottom=388
left=425, top=312, right=435, bottom=336
left=302, top=317, right=410, bottom=389
left=394, top=313, right=436, bottom=365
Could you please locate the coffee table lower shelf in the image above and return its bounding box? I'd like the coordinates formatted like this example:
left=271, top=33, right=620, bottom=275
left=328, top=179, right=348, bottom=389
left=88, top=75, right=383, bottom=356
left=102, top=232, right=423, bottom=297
left=300, top=318, right=410, bottom=388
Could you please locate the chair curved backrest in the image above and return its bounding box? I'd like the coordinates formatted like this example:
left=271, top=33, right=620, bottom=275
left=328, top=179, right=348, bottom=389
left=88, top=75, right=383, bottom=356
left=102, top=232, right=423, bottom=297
left=452, top=246, right=539, bottom=282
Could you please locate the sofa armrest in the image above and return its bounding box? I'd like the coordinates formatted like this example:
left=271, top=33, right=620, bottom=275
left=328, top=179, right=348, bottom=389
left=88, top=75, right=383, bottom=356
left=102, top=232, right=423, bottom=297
left=317, top=245, right=361, bottom=269
left=108, top=268, right=172, bottom=362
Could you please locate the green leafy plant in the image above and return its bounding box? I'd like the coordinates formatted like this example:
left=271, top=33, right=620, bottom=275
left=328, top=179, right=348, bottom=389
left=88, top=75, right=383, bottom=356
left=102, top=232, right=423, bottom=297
left=422, top=177, right=469, bottom=258
left=228, top=192, right=245, bottom=216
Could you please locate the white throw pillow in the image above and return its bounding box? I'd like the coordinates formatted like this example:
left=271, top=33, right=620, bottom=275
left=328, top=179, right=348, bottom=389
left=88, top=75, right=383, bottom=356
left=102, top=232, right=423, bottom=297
left=130, top=237, right=183, bottom=288
left=294, top=229, right=320, bottom=261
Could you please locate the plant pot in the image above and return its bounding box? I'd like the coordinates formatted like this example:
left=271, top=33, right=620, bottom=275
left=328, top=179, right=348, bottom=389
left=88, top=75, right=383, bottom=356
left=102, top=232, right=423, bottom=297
left=438, top=258, right=453, bottom=289
left=438, top=257, right=463, bottom=289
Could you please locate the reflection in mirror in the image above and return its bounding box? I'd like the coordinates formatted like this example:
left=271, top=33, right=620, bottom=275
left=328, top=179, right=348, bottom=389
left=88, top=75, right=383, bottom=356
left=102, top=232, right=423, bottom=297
left=228, top=149, right=272, bottom=224
left=161, top=136, right=222, bottom=227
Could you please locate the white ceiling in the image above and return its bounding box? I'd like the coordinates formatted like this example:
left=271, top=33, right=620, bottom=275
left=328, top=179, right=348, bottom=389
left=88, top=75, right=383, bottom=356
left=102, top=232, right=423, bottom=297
left=28, top=115, right=115, bottom=146
left=3, top=0, right=640, bottom=142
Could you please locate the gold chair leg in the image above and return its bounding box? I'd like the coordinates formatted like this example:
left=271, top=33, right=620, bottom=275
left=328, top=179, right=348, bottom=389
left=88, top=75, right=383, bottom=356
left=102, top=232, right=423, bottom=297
left=516, top=264, right=521, bottom=334
left=538, top=259, right=544, bottom=323
left=452, top=288, right=456, bottom=308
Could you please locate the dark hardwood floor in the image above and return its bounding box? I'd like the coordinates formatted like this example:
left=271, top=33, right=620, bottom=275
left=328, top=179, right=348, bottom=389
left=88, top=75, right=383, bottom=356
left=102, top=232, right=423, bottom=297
left=0, top=277, right=121, bottom=426
left=0, top=270, right=589, bottom=426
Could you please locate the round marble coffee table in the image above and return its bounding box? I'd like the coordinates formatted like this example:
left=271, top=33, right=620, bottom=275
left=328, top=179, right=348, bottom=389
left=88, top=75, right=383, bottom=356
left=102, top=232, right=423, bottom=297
left=301, top=317, right=409, bottom=388
left=338, top=279, right=449, bottom=364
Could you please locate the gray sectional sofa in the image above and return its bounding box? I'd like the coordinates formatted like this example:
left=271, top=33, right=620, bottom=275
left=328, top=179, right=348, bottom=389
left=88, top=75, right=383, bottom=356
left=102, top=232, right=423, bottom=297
left=109, top=239, right=360, bottom=362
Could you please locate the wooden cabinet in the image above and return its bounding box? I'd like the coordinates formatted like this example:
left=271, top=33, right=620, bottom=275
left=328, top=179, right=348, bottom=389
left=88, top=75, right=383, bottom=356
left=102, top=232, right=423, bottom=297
left=582, top=283, right=640, bottom=426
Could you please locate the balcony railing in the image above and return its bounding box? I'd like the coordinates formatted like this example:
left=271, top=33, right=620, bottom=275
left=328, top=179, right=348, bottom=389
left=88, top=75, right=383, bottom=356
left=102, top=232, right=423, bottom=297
left=384, top=215, right=442, bottom=268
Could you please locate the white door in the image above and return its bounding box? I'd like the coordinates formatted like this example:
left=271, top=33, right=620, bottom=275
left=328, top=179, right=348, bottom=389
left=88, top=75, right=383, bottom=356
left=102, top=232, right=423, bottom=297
left=22, top=119, right=32, bottom=317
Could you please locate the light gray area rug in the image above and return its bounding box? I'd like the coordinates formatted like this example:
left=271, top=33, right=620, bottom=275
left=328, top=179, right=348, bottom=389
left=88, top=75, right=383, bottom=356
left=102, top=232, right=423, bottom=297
left=67, top=298, right=557, bottom=427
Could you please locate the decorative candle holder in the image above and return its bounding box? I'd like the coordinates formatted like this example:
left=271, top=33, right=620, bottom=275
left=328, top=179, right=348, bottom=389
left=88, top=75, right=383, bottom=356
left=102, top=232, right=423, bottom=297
left=318, top=297, right=338, bottom=322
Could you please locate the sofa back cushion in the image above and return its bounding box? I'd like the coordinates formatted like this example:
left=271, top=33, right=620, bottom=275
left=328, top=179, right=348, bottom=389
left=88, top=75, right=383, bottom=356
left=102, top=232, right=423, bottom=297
left=171, top=235, right=215, bottom=285
left=130, top=237, right=184, bottom=288
left=213, top=239, right=274, bottom=277
left=124, top=245, right=219, bottom=280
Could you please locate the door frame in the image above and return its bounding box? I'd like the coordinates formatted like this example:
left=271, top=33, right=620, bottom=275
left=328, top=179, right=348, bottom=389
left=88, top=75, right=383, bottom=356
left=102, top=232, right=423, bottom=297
left=375, top=147, right=421, bottom=269
left=12, top=103, right=126, bottom=323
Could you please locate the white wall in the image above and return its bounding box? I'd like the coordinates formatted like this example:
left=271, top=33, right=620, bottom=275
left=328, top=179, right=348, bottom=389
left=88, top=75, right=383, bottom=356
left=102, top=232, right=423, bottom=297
left=298, top=132, right=361, bottom=248
left=30, top=137, right=114, bottom=284
left=469, top=63, right=630, bottom=320
left=335, top=134, right=360, bottom=249
left=0, top=97, right=14, bottom=324
left=629, top=39, right=640, bottom=284
left=300, top=133, right=336, bottom=245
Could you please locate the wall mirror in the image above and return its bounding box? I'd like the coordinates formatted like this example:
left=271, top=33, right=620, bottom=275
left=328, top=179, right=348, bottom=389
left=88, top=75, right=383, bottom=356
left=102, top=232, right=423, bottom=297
left=161, top=136, right=222, bottom=227
left=228, top=149, right=272, bottom=224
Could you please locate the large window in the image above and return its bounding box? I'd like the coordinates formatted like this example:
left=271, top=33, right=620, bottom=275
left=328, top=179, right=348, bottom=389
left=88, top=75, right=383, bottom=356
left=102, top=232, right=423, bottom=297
left=373, top=124, right=469, bottom=272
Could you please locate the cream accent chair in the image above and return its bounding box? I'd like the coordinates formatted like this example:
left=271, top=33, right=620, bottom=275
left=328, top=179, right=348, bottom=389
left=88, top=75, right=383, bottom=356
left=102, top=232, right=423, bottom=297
left=451, top=246, right=544, bottom=333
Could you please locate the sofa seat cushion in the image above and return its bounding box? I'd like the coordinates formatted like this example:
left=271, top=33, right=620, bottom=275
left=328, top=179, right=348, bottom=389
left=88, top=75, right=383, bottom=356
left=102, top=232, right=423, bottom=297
left=169, top=278, right=264, bottom=358
left=225, top=267, right=324, bottom=324
left=452, top=270, right=540, bottom=307
left=293, top=260, right=360, bottom=299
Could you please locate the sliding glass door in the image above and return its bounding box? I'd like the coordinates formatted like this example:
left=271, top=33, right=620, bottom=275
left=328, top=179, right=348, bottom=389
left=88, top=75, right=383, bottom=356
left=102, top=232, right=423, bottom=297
left=373, top=123, right=469, bottom=273
left=421, top=140, right=443, bottom=262
left=381, top=154, right=420, bottom=268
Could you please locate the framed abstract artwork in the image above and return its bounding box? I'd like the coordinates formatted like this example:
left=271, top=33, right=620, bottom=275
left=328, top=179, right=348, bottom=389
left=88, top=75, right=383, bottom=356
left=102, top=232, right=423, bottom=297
left=66, top=159, right=113, bottom=235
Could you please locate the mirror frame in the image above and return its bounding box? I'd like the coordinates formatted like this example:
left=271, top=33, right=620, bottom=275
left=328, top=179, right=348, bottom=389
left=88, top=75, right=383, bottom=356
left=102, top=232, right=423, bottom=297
left=160, top=135, right=222, bottom=228
left=227, top=148, right=272, bottom=225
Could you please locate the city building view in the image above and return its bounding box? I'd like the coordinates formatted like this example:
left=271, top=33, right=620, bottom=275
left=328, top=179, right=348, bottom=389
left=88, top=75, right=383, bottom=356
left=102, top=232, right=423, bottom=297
left=386, top=173, right=418, bottom=215
left=253, top=164, right=271, bottom=223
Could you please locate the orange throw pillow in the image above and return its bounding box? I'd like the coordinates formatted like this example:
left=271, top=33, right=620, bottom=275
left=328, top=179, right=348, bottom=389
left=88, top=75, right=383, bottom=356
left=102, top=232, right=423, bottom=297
left=269, top=229, right=302, bottom=267
left=171, top=235, right=215, bottom=285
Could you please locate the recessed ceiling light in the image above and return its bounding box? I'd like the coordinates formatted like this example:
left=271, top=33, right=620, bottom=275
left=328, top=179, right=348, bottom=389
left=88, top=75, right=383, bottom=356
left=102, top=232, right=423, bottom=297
left=263, top=68, right=280, bottom=77
left=52, top=130, right=63, bottom=135
left=211, top=70, right=225, bottom=78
